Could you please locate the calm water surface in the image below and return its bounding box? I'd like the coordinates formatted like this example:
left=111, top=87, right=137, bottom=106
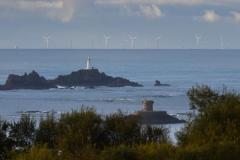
left=0, top=49, right=240, bottom=121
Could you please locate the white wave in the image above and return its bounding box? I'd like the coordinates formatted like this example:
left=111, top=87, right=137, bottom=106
left=57, top=85, right=67, bottom=89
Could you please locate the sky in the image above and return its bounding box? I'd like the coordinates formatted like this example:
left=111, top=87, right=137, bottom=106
left=0, top=0, right=240, bottom=49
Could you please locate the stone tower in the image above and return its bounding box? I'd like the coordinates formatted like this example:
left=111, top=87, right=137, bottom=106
left=142, top=100, right=154, bottom=112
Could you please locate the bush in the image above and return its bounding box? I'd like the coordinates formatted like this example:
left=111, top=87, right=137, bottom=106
left=9, top=114, right=36, bottom=148
left=15, top=145, right=57, bottom=160
left=187, top=84, right=218, bottom=113
left=35, top=113, right=58, bottom=148
left=104, top=111, right=141, bottom=146
left=10, top=107, right=171, bottom=159
left=177, top=85, right=240, bottom=159
left=141, top=126, right=170, bottom=144
left=0, top=120, right=12, bottom=160
left=57, top=108, right=104, bottom=154
left=176, top=142, right=240, bottom=160
left=101, top=145, right=137, bottom=160
left=136, top=143, right=175, bottom=160
left=178, top=87, right=240, bottom=145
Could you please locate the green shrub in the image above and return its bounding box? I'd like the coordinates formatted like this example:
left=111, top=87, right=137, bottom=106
left=136, top=143, right=175, bottom=160
left=101, top=145, right=137, bottom=160
left=176, top=142, right=240, bottom=160
left=15, top=145, right=57, bottom=160
left=141, top=126, right=170, bottom=144
left=104, top=111, right=141, bottom=146
left=177, top=85, right=240, bottom=159
left=0, top=120, right=12, bottom=160
left=9, top=114, right=36, bottom=148
left=57, top=108, right=104, bottom=154
left=35, top=113, right=58, bottom=148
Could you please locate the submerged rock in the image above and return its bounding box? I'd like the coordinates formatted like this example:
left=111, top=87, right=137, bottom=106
left=0, top=69, right=142, bottom=90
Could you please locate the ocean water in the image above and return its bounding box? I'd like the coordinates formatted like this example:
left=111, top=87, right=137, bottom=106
left=0, top=49, right=240, bottom=121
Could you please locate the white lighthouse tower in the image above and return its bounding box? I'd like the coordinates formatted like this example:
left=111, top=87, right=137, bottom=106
left=86, top=56, right=93, bottom=70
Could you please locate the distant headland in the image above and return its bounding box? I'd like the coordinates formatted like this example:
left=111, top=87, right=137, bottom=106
left=0, top=57, right=142, bottom=90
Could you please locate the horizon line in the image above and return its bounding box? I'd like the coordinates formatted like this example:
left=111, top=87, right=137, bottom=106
left=0, top=48, right=239, bottom=50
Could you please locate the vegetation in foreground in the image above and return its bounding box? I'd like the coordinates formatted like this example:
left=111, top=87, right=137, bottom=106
left=0, top=85, right=240, bottom=160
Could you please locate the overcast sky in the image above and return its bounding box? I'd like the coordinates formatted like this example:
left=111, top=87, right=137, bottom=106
left=0, top=0, right=240, bottom=49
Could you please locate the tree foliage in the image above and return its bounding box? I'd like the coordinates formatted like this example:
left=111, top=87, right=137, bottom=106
left=0, top=120, right=12, bottom=160
left=104, top=111, right=142, bottom=146
left=176, top=85, right=240, bottom=159
left=9, top=114, right=36, bottom=148
left=4, top=85, right=240, bottom=160
left=187, top=84, right=219, bottom=113
left=35, top=113, right=58, bottom=148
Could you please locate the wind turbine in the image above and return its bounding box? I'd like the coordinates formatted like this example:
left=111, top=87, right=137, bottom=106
left=156, top=36, right=161, bottom=49
left=195, top=34, right=202, bottom=48
left=104, top=35, right=111, bottom=49
left=43, top=35, right=51, bottom=49
left=128, top=35, right=137, bottom=49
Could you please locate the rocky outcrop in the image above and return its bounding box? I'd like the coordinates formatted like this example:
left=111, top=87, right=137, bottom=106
left=51, top=69, right=141, bottom=87
left=0, top=71, right=54, bottom=90
left=0, top=69, right=142, bottom=90
left=154, top=80, right=170, bottom=87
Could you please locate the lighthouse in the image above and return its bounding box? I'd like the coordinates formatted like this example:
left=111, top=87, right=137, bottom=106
left=86, top=56, right=93, bottom=70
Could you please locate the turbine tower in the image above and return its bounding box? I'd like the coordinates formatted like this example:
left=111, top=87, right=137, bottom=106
left=156, top=36, right=161, bottom=49
left=104, top=35, right=111, bottom=49
left=43, top=35, right=51, bottom=49
left=195, top=34, right=202, bottom=48
left=129, top=35, right=137, bottom=49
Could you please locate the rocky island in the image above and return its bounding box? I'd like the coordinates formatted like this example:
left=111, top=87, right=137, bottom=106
left=0, top=69, right=142, bottom=90
left=0, top=57, right=142, bottom=90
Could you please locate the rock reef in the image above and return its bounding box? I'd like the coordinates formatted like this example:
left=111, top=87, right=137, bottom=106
left=154, top=80, right=170, bottom=87
left=0, top=69, right=142, bottom=90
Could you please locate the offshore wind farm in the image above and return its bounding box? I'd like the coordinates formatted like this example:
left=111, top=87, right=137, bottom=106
left=15, top=28, right=238, bottom=50
left=6, top=34, right=231, bottom=50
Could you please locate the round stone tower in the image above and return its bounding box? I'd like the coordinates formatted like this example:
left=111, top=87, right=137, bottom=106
left=142, top=100, right=154, bottom=112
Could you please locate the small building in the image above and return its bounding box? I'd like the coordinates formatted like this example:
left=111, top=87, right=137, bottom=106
left=135, top=100, right=185, bottom=125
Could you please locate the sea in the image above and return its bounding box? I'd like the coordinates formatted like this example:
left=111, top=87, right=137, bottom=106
left=0, top=49, right=239, bottom=141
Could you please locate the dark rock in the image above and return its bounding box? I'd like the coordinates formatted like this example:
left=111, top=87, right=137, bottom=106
left=154, top=80, right=170, bottom=87
left=51, top=69, right=142, bottom=87
left=0, top=71, right=55, bottom=90
left=154, top=80, right=161, bottom=86
left=84, top=86, right=95, bottom=89
left=0, top=69, right=142, bottom=90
